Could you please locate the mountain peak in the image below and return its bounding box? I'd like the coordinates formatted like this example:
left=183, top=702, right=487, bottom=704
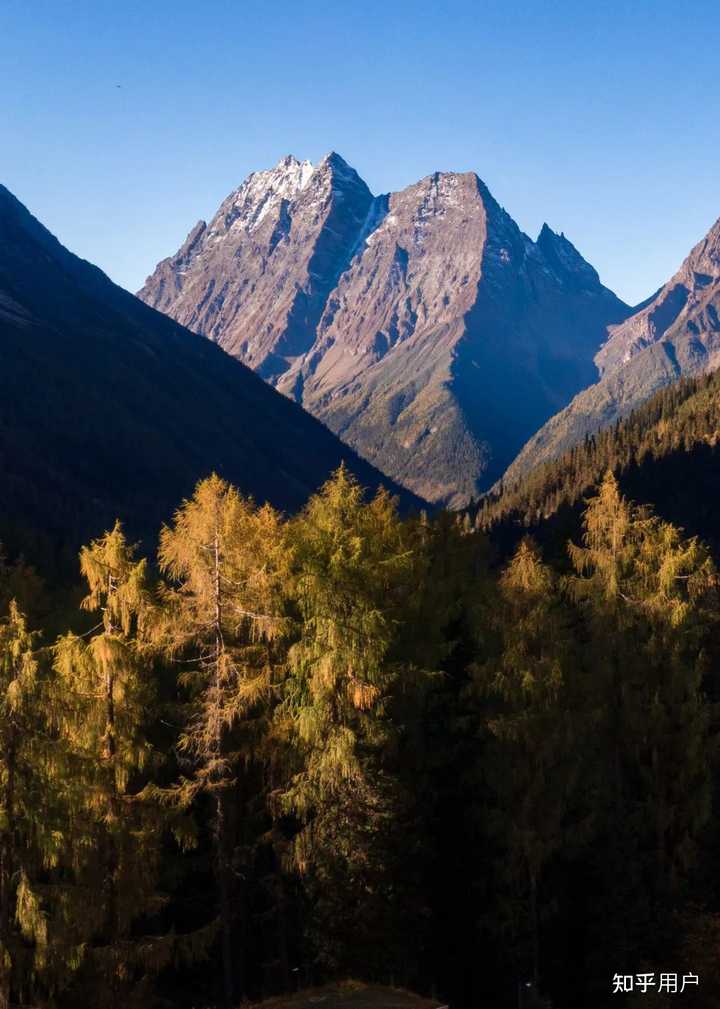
left=538, top=222, right=558, bottom=241
left=503, top=209, right=720, bottom=488
left=318, top=150, right=349, bottom=169
left=314, top=151, right=369, bottom=191
left=0, top=182, right=423, bottom=556
left=207, top=156, right=315, bottom=237
left=139, top=154, right=630, bottom=505
left=536, top=223, right=601, bottom=288
left=594, top=212, right=720, bottom=379
left=271, top=153, right=314, bottom=184
left=683, top=214, right=720, bottom=279
left=537, top=222, right=575, bottom=253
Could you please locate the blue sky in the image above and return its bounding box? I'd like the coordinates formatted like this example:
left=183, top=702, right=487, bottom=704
left=2, top=0, right=719, bottom=305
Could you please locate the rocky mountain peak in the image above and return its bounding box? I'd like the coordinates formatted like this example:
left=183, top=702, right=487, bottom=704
left=308, top=151, right=373, bottom=205
left=139, top=153, right=631, bottom=505
left=536, top=222, right=601, bottom=289
left=209, top=154, right=314, bottom=238
left=317, top=150, right=353, bottom=173
left=681, top=214, right=720, bottom=281
left=0, top=182, right=423, bottom=558
left=594, top=215, right=720, bottom=379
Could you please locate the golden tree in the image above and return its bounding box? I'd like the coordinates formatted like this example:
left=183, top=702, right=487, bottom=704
left=52, top=523, right=165, bottom=1007
left=0, top=602, right=41, bottom=1009
left=155, top=475, right=287, bottom=1008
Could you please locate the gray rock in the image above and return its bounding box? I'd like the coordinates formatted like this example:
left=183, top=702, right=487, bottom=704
left=139, top=154, right=630, bottom=506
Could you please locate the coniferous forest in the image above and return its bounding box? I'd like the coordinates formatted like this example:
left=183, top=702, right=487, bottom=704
left=2, top=461, right=720, bottom=1009
left=5, top=3, right=720, bottom=1007
left=478, top=367, right=720, bottom=554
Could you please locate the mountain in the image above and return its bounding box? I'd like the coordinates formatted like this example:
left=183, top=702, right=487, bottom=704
left=501, top=214, right=720, bottom=486
left=478, top=365, right=720, bottom=561
left=139, top=153, right=631, bottom=507
left=0, top=183, right=422, bottom=566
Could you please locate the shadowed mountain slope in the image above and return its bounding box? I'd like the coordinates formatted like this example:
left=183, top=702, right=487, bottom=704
left=502, top=214, right=720, bottom=486
left=479, top=366, right=720, bottom=561
left=0, top=183, right=423, bottom=566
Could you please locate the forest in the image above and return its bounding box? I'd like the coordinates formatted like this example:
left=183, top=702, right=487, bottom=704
left=2, top=462, right=720, bottom=1009
left=478, top=367, right=720, bottom=557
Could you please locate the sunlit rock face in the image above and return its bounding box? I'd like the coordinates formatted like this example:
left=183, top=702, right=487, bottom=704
left=140, top=153, right=630, bottom=506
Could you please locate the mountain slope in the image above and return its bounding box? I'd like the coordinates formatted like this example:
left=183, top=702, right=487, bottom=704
left=139, top=154, right=631, bottom=506
left=478, top=366, right=720, bottom=560
left=502, top=214, right=720, bottom=485
left=139, top=153, right=374, bottom=382
left=0, top=183, right=422, bottom=564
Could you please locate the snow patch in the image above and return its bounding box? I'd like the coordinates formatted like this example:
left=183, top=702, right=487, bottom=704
left=220, top=155, right=316, bottom=235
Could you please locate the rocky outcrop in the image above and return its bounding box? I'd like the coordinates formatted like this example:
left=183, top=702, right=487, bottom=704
left=140, top=153, right=631, bottom=506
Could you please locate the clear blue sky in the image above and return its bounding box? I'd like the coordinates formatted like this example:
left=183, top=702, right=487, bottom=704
left=2, top=0, right=719, bottom=305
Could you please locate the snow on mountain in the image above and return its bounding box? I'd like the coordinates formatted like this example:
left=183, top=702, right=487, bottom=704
left=139, top=154, right=631, bottom=506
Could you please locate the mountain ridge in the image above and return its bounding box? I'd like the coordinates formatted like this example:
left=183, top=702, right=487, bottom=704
left=501, top=213, right=720, bottom=486
left=477, top=365, right=720, bottom=566
left=0, top=181, right=423, bottom=568
left=139, top=153, right=631, bottom=506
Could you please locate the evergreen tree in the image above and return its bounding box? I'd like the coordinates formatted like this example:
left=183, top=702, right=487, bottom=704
left=568, top=474, right=716, bottom=968
left=280, top=467, right=432, bottom=981
left=632, top=517, right=717, bottom=898
left=4, top=445, right=720, bottom=1009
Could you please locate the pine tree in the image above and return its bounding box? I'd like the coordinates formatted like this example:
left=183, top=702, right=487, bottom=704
left=154, top=475, right=287, bottom=1008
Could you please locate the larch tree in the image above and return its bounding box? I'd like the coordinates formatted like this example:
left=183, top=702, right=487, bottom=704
left=155, top=475, right=287, bottom=1009
left=472, top=538, right=582, bottom=991
left=0, top=601, right=42, bottom=1009
left=622, top=506, right=716, bottom=896
left=52, top=523, right=165, bottom=1008
left=280, top=467, right=430, bottom=980
left=568, top=472, right=717, bottom=954
left=0, top=600, right=74, bottom=1009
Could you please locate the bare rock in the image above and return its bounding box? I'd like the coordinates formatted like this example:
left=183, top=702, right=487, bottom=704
left=139, top=154, right=630, bottom=506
